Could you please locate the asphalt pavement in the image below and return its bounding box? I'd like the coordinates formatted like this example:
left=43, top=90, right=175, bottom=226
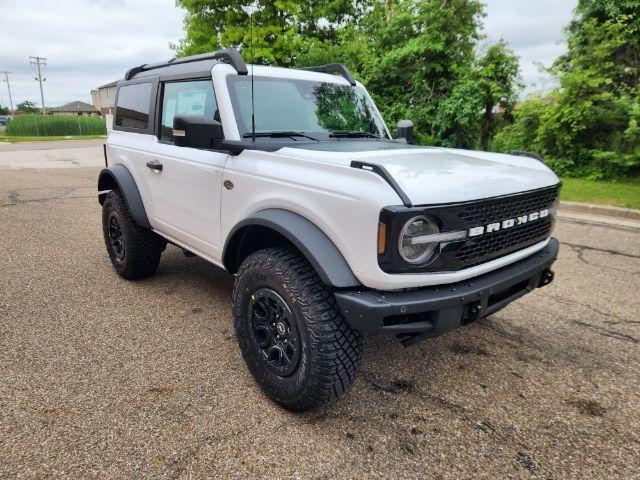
left=1, top=141, right=639, bottom=478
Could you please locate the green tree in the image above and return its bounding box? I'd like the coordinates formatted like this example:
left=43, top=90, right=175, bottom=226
left=17, top=101, right=39, bottom=114
left=495, top=0, right=640, bottom=178
left=173, top=0, right=365, bottom=65
left=357, top=0, right=485, bottom=144
left=544, top=0, right=639, bottom=177
left=476, top=40, right=521, bottom=150
left=173, top=0, right=640, bottom=177
left=434, top=40, right=521, bottom=149
left=0, top=105, right=9, bottom=115
left=491, top=97, right=549, bottom=153
left=433, top=79, right=483, bottom=148
left=175, top=0, right=487, bottom=147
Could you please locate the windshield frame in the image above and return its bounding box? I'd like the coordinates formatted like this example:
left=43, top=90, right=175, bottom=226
left=224, top=73, right=391, bottom=141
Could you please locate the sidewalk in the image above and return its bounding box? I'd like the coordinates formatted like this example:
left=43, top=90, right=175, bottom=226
left=559, top=202, right=640, bottom=231
left=560, top=201, right=640, bottom=221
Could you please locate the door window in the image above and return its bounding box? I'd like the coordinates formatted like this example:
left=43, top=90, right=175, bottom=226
left=115, top=82, right=152, bottom=130
left=160, top=80, right=217, bottom=143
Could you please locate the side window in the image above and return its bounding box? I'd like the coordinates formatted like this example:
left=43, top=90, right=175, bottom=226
left=115, top=83, right=152, bottom=130
left=160, top=80, right=217, bottom=143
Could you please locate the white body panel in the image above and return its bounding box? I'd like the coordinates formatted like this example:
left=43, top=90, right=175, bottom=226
left=219, top=146, right=557, bottom=290
left=107, top=64, right=560, bottom=291
left=144, top=137, right=228, bottom=260
left=279, top=146, right=558, bottom=205
left=106, top=129, right=154, bottom=203
left=219, top=149, right=401, bottom=284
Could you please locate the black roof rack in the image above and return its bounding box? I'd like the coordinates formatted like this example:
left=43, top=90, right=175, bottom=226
left=299, top=63, right=357, bottom=86
left=124, top=48, right=248, bottom=81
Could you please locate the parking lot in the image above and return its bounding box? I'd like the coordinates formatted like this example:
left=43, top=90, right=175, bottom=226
left=1, top=141, right=639, bottom=478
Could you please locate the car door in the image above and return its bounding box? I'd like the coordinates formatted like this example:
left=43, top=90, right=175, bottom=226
left=143, top=78, right=228, bottom=262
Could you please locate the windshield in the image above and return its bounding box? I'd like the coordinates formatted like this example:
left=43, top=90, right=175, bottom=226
left=226, top=75, right=389, bottom=139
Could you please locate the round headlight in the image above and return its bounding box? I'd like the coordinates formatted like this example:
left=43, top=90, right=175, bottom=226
left=398, top=215, right=439, bottom=264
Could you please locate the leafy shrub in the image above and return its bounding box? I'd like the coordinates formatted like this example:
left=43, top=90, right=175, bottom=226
left=5, top=115, right=107, bottom=136
left=491, top=99, right=547, bottom=153
left=492, top=1, right=640, bottom=179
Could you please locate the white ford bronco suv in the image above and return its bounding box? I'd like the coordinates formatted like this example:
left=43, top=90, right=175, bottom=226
left=99, top=48, right=560, bottom=411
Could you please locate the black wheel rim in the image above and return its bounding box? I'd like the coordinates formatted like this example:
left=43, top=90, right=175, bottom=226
left=107, top=212, right=125, bottom=261
left=248, top=288, right=301, bottom=377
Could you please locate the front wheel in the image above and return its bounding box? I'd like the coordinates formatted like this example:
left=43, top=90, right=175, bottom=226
left=233, top=248, right=363, bottom=411
left=102, top=190, right=165, bottom=279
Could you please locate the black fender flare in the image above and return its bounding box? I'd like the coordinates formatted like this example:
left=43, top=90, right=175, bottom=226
left=98, top=164, right=151, bottom=228
left=223, top=209, right=361, bottom=288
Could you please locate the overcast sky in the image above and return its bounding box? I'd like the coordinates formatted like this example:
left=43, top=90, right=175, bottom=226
left=0, top=0, right=577, bottom=109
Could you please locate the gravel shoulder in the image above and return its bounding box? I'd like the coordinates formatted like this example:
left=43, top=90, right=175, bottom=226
left=1, top=151, right=639, bottom=478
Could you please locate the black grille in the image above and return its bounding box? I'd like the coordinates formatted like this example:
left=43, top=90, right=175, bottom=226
left=377, top=184, right=560, bottom=274
left=458, top=186, right=559, bottom=226
left=455, top=215, right=553, bottom=263
left=453, top=186, right=559, bottom=266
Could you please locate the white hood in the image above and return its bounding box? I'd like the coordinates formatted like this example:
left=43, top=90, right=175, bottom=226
left=279, top=145, right=560, bottom=205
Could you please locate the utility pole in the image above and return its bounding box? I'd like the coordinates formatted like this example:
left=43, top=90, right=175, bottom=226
left=29, top=56, right=47, bottom=115
left=0, top=71, right=14, bottom=114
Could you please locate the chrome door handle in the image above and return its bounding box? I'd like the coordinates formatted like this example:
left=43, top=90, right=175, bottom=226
left=146, top=160, right=163, bottom=172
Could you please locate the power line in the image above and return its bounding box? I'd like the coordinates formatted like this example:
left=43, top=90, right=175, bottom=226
left=29, top=56, right=47, bottom=115
left=0, top=71, right=14, bottom=114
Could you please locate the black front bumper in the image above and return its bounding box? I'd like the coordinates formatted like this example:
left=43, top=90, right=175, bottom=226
left=335, top=238, right=558, bottom=345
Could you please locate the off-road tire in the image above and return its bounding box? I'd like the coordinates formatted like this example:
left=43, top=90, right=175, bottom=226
left=233, top=247, right=363, bottom=411
left=102, top=190, right=164, bottom=279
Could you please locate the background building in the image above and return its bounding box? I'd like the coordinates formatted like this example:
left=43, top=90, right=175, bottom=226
left=91, top=81, right=117, bottom=116
left=51, top=100, right=99, bottom=116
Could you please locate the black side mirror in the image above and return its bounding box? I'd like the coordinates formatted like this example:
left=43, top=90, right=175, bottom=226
left=173, top=115, right=224, bottom=149
left=396, top=119, right=414, bottom=144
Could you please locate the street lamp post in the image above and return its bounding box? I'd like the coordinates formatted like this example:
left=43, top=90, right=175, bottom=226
left=29, top=56, right=47, bottom=115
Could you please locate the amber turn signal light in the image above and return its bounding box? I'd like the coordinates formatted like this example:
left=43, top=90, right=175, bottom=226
left=377, top=222, right=387, bottom=255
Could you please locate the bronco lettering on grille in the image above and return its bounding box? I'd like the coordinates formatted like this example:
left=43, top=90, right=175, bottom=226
left=468, top=209, right=549, bottom=237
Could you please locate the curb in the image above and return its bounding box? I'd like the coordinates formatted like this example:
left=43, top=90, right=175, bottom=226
left=559, top=201, right=640, bottom=221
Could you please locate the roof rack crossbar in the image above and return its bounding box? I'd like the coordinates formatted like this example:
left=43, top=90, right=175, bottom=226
left=124, top=48, right=248, bottom=80
left=299, top=63, right=357, bottom=86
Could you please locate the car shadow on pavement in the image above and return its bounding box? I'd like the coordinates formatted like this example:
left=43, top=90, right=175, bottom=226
left=136, top=245, right=542, bottom=422
left=142, top=245, right=437, bottom=372
left=150, top=245, right=235, bottom=298
left=147, top=245, right=483, bottom=386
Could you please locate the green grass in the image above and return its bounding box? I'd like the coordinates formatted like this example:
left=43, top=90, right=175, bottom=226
left=5, top=115, right=107, bottom=136
left=0, top=130, right=106, bottom=142
left=560, top=177, right=640, bottom=210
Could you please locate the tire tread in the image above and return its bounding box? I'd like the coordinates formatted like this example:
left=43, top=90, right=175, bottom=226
left=102, top=190, right=164, bottom=279
left=233, top=247, right=363, bottom=411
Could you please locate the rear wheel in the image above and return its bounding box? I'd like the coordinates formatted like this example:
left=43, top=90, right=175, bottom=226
left=233, top=247, right=363, bottom=411
left=102, top=190, right=165, bottom=279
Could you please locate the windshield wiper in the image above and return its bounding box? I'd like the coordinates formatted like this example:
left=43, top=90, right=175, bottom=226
left=243, top=131, right=319, bottom=141
left=329, top=131, right=381, bottom=138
